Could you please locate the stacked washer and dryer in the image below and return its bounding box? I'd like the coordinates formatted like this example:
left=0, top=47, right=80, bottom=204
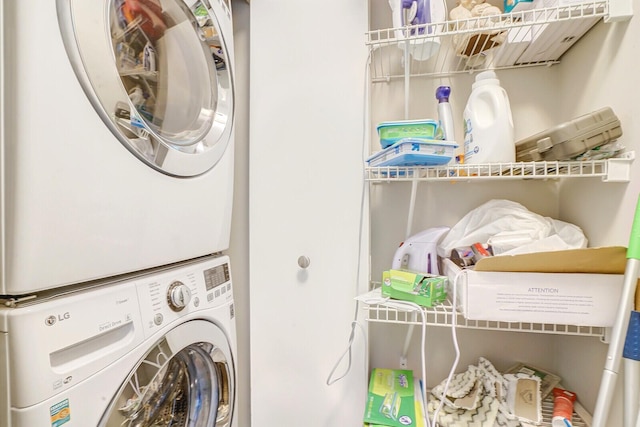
left=0, top=0, right=237, bottom=425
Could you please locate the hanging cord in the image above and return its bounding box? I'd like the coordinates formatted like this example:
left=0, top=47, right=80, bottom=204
left=326, top=48, right=372, bottom=386
left=379, top=298, right=430, bottom=426
left=429, top=269, right=464, bottom=426
left=326, top=303, right=368, bottom=385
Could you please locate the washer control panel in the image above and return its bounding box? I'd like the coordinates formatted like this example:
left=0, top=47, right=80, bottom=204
left=136, top=256, right=232, bottom=337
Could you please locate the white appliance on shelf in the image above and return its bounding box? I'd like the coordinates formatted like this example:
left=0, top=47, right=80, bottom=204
left=0, top=0, right=236, bottom=295
left=0, top=254, right=237, bottom=427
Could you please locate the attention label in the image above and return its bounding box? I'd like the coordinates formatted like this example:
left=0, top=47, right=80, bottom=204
left=50, top=399, right=71, bottom=427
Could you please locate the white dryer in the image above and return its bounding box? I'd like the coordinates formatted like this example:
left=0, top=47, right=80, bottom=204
left=0, top=0, right=236, bottom=295
left=0, top=254, right=237, bottom=427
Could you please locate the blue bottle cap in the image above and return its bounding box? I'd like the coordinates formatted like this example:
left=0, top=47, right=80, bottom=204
left=436, top=86, right=451, bottom=102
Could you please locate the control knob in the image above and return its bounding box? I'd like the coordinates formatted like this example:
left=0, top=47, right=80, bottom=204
left=167, top=281, right=192, bottom=311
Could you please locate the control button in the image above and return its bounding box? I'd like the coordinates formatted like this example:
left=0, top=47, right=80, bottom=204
left=193, top=297, right=200, bottom=308
left=207, top=293, right=214, bottom=302
left=167, top=281, right=192, bottom=312
left=154, top=313, right=163, bottom=326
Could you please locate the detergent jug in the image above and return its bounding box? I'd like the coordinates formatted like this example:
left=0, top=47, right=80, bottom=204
left=463, top=71, right=515, bottom=164
left=389, top=0, right=446, bottom=61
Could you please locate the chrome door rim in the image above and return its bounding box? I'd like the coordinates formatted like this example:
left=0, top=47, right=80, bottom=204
left=56, top=0, right=235, bottom=177
left=98, top=319, right=235, bottom=427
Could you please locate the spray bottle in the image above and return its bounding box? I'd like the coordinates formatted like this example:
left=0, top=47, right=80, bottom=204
left=436, top=86, right=455, bottom=142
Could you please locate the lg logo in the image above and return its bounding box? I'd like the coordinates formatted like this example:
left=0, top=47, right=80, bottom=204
left=45, top=312, right=71, bottom=326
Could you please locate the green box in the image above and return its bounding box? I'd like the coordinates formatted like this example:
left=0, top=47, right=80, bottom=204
left=363, top=369, right=416, bottom=427
left=381, top=270, right=447, bottom=307
left=377, top=120, right=442, bottom=148
left=364, top=381, right=426, bottom=427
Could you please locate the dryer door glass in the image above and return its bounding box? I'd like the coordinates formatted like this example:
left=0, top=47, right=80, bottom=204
left=98, top=321, right=235, bottom=427
left=56, top=0, right=235, bottom=177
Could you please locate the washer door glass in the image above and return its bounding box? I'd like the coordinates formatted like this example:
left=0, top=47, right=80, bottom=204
left=99, top=321, right=235, bottom=427
left=56, top=0, right=234, bottom=177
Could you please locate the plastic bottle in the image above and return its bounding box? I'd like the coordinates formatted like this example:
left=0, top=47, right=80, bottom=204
left=463, top=71, right=515, bottom=164
left=436, top=86, right=455, bottom=142
left=552, top=388, right=577, bottom=427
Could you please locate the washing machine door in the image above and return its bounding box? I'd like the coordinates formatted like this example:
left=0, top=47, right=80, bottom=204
left=98, top=320, right=235, bottom=427
left=56, top=0, right=234, bottom=177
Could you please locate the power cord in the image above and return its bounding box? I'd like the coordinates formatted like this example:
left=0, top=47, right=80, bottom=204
left=325, top=47, right=372, bottom=387
left=429, top=268, right=464, bottom=426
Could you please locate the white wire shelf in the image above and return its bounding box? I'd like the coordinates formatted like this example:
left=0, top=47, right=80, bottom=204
left=368, top=1, right=607, bottom=80
left=361, top=288, right=607, bottom=338
left=365, top=152, right=634, bottom=183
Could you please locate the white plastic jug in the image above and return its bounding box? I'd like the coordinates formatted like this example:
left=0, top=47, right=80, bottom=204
left=463, top=71, right=515, bottom=164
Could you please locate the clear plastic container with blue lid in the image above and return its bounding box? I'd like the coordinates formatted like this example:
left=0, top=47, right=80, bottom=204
left=366, top=138, right=458, bottom=167
left=377, top=119, right=442, bottom=149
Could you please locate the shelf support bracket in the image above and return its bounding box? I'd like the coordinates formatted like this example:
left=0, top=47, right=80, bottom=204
left=605, top=0, right=633, bottom=22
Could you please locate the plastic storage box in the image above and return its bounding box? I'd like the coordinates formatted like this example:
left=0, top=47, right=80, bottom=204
left=366, top=139, right=458, bottom=167
left=515, top=107, right=622, bottom=162
left=377, top=120, right=441, bottom=149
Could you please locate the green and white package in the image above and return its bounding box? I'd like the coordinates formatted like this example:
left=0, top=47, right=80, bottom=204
left=364, top=369, right=417, bottom=427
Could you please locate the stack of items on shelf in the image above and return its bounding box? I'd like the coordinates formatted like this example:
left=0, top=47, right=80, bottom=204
left=382, top=199, right=626, bottom=326
left=433, top=199, right=625, bottom=326
left=367, top=119, right=457, bottom=168
left=381, top=226, right=450, bottom=307
left=427, top=358, right=578, bottom=427
left=367, top=87, right=460, bottom=169
left=363, top=361, right=580, bottom=426
left=367, top=105, right=624, bottom=169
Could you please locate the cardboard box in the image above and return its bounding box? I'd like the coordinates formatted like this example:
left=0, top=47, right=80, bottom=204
left=442, top=250, right=624, bottom=326
left=382, top=270, right=448, bottom=307
left=365, top=377, right=425, bottom=427
left=363, top=369, right=417, bottom=427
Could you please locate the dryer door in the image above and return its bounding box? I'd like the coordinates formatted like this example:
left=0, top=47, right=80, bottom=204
left=56, top=0, right=234, bottom=177
left=98, top=320, right=235, bottom=427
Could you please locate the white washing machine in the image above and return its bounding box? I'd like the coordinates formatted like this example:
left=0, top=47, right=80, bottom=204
left=0, top=0, right=236, bottom=295
left=0, top=254, right=237, bottom=427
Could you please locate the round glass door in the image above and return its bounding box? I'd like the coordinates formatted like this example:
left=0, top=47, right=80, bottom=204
left=99, top=321, right=235, bottom=427
left=56, top=0, right=235, bottom=177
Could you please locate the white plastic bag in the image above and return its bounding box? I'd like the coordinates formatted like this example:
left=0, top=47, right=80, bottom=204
left=437, top=199, right=587, bottom=258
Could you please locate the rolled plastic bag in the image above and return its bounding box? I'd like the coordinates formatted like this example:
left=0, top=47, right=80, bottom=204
left=437, top=199, right=587, bottom=258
